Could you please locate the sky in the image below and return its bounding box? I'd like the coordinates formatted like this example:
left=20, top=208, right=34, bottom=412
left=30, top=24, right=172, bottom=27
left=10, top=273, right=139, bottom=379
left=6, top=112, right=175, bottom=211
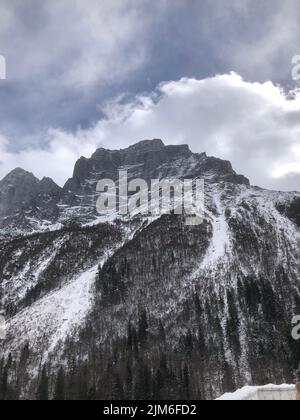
left=0, top=0, right=300, bottom=190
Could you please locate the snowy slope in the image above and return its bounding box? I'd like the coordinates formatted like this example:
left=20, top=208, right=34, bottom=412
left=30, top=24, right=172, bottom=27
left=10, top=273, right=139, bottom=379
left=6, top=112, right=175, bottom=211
left=5, top=265, right=99, bottom=360
left=1, top=140, right=300, bottom=400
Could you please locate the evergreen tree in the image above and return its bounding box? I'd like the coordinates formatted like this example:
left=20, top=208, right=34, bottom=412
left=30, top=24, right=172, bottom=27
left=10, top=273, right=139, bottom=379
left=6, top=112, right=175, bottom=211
left=184, top=329, right=193, bottom=356
left=127, top=321, right=133, bottom=350
left=78, top=364, right=89, bottom=400
left=37, top=366, right=49, bottom=400
left=53, top=367, right=66, bottom=400
left=138, top=310, right=148, bottom=346
left=125, top=361, right=133, bottom=400
left=182, top=364, right=190, bottom=400
left=19, top=343, right=30, bottom=367
left=158, top=319, right=166, bottom=344
left=0, top=363, right=8, bottom=400
left=112, top=373, right=124, bottom=400
left=194, top=291, right=202, bottom=317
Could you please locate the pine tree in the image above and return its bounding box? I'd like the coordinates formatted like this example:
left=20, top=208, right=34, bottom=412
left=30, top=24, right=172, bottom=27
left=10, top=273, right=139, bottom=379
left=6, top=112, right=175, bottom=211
left=222, top=361, right=235, bottom=393
left=78, top=364, right=89, bottom=400
left=226, top=289, right=241, bottom=355
left=158, top=319, right=166, bottom=344
left=194, top=291, right=202, bottom=317
left=185, top=329, right=193, bottom=356
left=125, top=361, right=133, bottom=400
left=132, top=327, right=139, bottom=359
left=112, top=372, right=124, bottom=400
left=138, top=310, right=148, bottom=346
left=19, top=343, right=30, bottom=367
left=53, top=367, right=66, bottom=400
left=135, top=362, right=151, bottom=400
left=127, top=322, right=133, bottom=350
left=0, top=363, right=8, bottom=400
left=37, top=366, right=49, bottom=400
left=182, top=364, right=190, bottom=400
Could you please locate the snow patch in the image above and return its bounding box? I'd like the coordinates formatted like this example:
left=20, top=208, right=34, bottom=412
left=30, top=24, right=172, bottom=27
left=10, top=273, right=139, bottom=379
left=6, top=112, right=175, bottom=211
left=5, top=264, right=99, bottom=359
left=216, top=384, right=296, bottom=400
left=201, top=193, right=230, bottom=269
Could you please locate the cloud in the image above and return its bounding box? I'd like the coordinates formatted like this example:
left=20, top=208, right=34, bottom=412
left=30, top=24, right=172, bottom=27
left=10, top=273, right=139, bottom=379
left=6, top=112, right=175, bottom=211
left=1, top=0, right=300, bottom=148
left=229, top=1, right=300, bottom=83
left=0, top=0, right=156, bottom=87
left=0, top=0, right=168, bottom=143
left=1, top=73, right=300, bottom=191
left=197, top=0, right=300, bottom=84
left=2, top=0, right=299, bottom=87
left=0, top=131, right=99, bottom=186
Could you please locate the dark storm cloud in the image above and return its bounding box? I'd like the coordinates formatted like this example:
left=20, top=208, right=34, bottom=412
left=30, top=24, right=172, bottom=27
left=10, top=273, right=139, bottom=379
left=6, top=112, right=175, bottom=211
left=1, top=0, right=300, bottom=190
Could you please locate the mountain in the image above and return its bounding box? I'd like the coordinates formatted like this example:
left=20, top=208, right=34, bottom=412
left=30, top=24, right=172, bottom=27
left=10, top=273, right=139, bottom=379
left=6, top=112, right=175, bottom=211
left=0, top=168, right=62, bottom=236
left=0, top=139, right=249, bottom=236
left=0, top=139, right=300, bottom=400
left=64, top=138, right=249, bottom=196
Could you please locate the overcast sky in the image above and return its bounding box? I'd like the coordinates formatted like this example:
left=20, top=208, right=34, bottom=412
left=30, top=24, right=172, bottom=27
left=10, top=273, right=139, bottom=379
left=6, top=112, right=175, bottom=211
left=1, top=0, right=300, bottom=190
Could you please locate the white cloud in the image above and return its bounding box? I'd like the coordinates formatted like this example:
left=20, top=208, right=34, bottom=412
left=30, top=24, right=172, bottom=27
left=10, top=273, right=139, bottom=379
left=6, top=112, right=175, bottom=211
left=0, top=131, right=99, bottom=185
left=1, top=73, right=300, bottom=191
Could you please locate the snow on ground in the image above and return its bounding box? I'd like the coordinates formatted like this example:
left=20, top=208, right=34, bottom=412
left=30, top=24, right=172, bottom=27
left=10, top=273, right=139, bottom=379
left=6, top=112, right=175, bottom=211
left=5, top=264, right=99, bottom=360
left=1, top=237, right=65, bottom=305
left=216, top=384, right=296, bottom=400
left=197, top=189, right=231, bottom=272
left=206, top=194, right=229, bottom=262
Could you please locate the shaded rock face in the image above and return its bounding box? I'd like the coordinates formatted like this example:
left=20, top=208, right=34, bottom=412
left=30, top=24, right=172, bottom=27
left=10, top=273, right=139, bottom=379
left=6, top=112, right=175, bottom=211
left=0, top=169, right=40, bottom=216
left=0, top=139, right=250, bottom=235
left=97, top=215, right=212, bottom=304
left=276, top=197, right=300, bottom=227
left=0, top=168, right=62, bottom=233
left=59, top=139, right=249, bottom=225
left=0, top=139, right=300, bottom=400
left=63, top=139, right=249, bottom=196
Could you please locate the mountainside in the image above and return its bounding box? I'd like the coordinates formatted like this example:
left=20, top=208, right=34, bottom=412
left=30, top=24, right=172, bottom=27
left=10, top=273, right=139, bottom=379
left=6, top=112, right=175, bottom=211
left=0, top=168, right=62, bottom=236
left=0, top=139, right=300, bottom=400
left=0, top=139, right=249, bottom=237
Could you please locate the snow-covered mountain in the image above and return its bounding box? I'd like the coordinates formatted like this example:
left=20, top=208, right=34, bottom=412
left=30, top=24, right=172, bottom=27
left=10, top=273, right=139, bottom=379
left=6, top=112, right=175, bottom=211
left=0, top=139, right=300, bottom=400
left=0, top=139, right=249, bottom=237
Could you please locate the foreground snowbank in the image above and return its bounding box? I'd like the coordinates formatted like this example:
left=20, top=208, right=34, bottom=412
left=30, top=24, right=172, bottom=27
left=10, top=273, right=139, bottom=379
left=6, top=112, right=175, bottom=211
left=216, top=384, right=296, bottom=401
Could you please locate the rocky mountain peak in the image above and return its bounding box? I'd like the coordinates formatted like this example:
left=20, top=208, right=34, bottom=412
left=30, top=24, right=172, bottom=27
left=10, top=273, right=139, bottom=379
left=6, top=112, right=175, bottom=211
left=64, top=139, right=248, bottom=195
left=0, top=168, right=61, bottom=227
left=39, top=177, right=62, bottom=195
left=0, top=168, right=38, bottom=187
left=124, top=138, right=165, bottom=153
left=0, top=140, right=250, bottom=234
left=0, top=168, right=40, bottom=216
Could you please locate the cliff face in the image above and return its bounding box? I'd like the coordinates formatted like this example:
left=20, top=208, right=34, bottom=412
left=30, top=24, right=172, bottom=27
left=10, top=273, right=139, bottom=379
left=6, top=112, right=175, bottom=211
left=0, top=140, right=249, bottom=236
left=0, top=140, right=299, bottom=400
left=0, top=168, right=62, bottom=235
left=63, top=139, right=249, bottom=195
